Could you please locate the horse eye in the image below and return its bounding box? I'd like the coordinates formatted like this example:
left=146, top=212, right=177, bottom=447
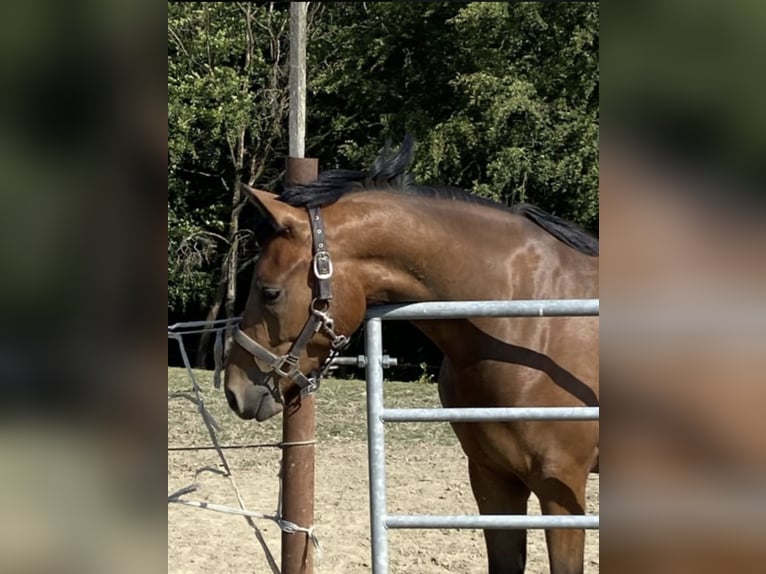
left=261, top=287, right=282, bottom=303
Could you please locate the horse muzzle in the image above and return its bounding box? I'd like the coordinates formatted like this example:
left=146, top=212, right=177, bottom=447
left=224, top=374, right=283, bottom=421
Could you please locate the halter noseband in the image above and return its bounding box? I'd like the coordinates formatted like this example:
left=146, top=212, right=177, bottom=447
left=232, top=206, right=349, bottom=402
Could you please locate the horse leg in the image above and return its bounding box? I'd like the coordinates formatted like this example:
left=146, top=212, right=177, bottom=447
left=533, top=470, right=588, bottom=574
left=468, top=461, right=531, bottom=574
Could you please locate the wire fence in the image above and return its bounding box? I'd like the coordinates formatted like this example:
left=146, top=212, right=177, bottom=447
left=167, top=318, right=320, bottom=574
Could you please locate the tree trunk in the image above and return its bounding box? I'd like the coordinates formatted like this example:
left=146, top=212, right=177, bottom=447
left=195, top=165, right=242, bottom=368
left=194, top=4, right=284, bottom=368
left=194, top=263, right=227, bottom=368
left=224, top=152, right=243, bottom=322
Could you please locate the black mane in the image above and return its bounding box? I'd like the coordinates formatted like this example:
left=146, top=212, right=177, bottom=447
left=280, top=137, right=598, bottom=256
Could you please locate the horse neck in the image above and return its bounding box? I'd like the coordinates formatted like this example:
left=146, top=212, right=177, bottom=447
left=330, top=193, right=597, bottom=363
left=334, top=192, right=594, bottom=304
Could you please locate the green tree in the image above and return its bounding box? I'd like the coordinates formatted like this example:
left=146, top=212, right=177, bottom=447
left=168, top=2, right=290, bottom=364
left=444, top=3, right=599, bottom=228
left=167, top=2, right=599, bottom=359
left=306, top=2, right=598, bottom=231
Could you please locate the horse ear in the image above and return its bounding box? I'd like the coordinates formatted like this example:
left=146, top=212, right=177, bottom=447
left=241, top=183, right=303, bottom=238
left=242, top=183, right=278, bottom=220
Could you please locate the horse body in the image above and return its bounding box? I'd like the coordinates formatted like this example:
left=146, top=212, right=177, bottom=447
left=331, top=192, right=599, bottom=574
left=225, top=140, right=598, bottom=573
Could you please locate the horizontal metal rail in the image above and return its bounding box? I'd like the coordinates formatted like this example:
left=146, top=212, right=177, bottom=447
left=382, top=407, right=599, bottom=422
left=386, top=514, right=599, bottom=530
left=367, top=298, right=598, bottom=320
left=328, top=355, right=398, bottom=368
left=168, top=317, right=241, bottom=332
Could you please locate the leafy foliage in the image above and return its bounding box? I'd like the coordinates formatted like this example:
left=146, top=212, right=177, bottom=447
left=168, top=2, right=289, bottom=313
left=168, top=2, right=599, bottom=319
left=307, top=2, right=599, bottom=229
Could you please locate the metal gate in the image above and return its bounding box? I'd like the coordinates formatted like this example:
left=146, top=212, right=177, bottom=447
left=363, top=299, right=600, bottom=573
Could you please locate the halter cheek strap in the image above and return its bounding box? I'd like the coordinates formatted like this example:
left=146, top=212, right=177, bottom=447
left=309, top=207, right=333, bottom=300
left=232, top=207, right=349, bottom=402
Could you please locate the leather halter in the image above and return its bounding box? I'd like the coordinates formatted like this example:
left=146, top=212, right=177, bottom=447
left=232, top=207, right=349, bottom=402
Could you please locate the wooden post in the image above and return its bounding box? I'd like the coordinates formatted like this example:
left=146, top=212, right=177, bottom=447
left=282, top=3, right=316, bottom=574
left=289, top=2, right=307, bottom=159
left=280, top=158, right=317, bottom=574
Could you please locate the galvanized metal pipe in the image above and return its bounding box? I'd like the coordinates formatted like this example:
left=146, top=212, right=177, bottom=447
left=365, top=318, right=388, bottom=574
left=328, top=355, right=398, bottom=368
left=382, top=407, right=599, bottom=422
left=386, top=514, right=599, bottom=530
left=167, top=317, right=241, bottom=331
left=366, top=298, right=599, bottom=320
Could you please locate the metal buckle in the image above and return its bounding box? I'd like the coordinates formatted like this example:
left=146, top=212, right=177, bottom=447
left=313, top=251, right=333, bottom=280
left=331, top=334, right=349, bottom=350
left=311, top=305, right=333, bottom=328
left=300, top=377, right=320, bottom=399
left=274, top=354, right=299, bottom=378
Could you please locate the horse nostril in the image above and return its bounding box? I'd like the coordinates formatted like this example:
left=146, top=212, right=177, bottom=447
left=224, top=388, right=238, bottom=413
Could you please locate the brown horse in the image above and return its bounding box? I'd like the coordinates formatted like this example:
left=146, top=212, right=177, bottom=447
left=224, top=139, right=599, bottom=574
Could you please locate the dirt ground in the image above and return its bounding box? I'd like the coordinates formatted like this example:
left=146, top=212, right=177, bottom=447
left=168, top=442, right=598, bottom=573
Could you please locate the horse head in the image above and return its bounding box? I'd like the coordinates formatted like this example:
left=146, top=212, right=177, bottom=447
left=224, top=185, right=366, bottom=420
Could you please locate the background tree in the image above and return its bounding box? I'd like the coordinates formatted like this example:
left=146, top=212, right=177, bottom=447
left=167, top=2, right=599, bottom=373
left=169, top=2, right=290, bottom=365
left=307, top=2, right=598, bottom=227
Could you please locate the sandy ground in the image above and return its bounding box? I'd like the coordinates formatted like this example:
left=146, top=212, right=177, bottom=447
left=168, top=442, right=598, bottom=573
